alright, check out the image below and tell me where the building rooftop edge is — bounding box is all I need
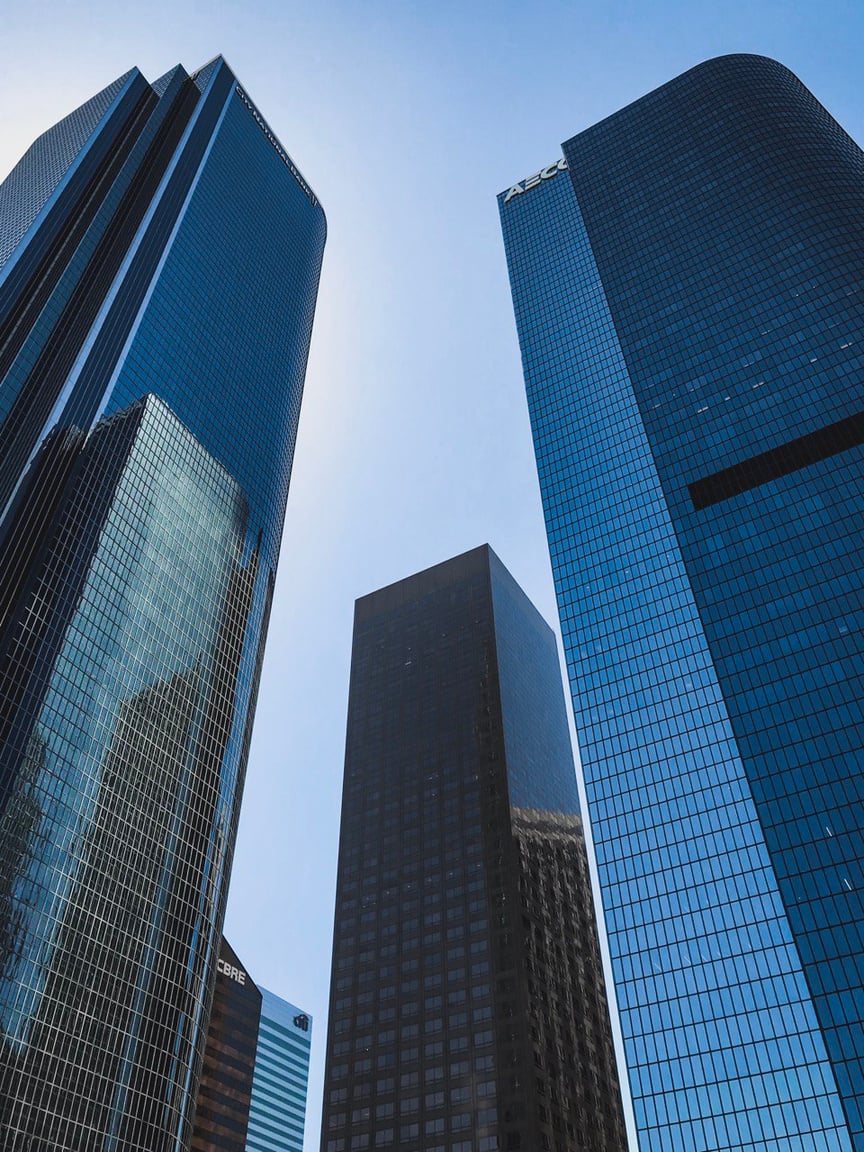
[151,55,326,220]
[354,544,497,612]
[561,52,798,153]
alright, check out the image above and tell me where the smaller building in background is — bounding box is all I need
[191,938,262,1152]
[247,990,313,1152]
[191,938,312,1152]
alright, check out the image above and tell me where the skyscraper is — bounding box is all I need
[321,546,626,1152]
[499,54,864,1151]
[247,989,313,1152]
[190,938,312,1152]
[0,58,325,1150]
[191,939,262,1152]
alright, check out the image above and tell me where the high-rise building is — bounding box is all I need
[0,58,325,1150]
[191,938,262,1152]
[321,546,626,1152]
[190,938,312,1152]
[247,989,313,1152]
[499,53,864,1152]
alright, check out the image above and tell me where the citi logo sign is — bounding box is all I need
[504,158,569,203]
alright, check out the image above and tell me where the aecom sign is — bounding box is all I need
[504,158,569,204]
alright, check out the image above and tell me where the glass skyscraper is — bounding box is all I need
[247,989,313,1152]
[322,546,626,1152]
[0,58,325,1149]
[499,54,864,1151]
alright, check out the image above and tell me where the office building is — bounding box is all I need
[321,546,626,1152]
[499,54,864,1151]
[0,59,325,1150]
[191,939,262,1152]
[247,989,313,1152]
[190,939,312,1152]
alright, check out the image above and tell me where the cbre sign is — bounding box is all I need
[504,158,569,204]
[217,957,247,986]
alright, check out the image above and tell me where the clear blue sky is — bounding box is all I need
[2,2,863,1148]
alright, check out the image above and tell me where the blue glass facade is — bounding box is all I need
[247,989,312,1152]
[0,59,325,1149]
[500,54,863,1152]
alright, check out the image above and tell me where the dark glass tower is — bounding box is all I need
[0,59,325,1150]
[321,546,626,1152]
[499,54,864,1151]
[191,938,262,1152]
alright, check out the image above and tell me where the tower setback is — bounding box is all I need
[0,57,325,1150]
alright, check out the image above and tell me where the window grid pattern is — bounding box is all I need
[499,159,852,1150]
[246,989,312,1152]
[0,57,325,1149]
[490,550,627,1150]
[565,55,864,1148]
[321,547,626,1152]
[0,69,136,273]
[0,397,254,1149]
[105,84,326,576]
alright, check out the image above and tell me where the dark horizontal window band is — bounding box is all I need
[689,410,864,510]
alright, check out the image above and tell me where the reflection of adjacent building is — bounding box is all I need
[0,55,325,1149]
[321,546,626,1152]
[510,807,620,1140]
[190,936,313,1152]
[0,397,254,1146]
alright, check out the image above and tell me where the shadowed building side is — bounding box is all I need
[320,545,626,1152]
[191,938,262,1152]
